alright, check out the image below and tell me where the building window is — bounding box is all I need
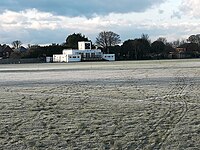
[85,43,91,49]
[73,56,76,58]
[91,53,95,57]
[86,53,90,58]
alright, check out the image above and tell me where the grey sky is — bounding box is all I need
[0,0,199,45]
[0,0,165,16]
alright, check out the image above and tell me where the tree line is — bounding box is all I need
[8,32,200,60]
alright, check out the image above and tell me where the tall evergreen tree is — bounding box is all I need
[65,33,89,49]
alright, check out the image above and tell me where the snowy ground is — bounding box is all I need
[0,59,200,149]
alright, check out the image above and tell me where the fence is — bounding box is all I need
[0,58,46,64]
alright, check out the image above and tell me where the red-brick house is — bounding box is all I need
[168,43,200,59]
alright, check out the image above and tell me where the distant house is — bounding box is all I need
[53,41,115,63]
[168,44,199,59]
[176,48,186,52]
[0,44,14,58]
[15,46,28,53]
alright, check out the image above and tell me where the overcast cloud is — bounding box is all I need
[180,0,200,18]
[0,0,200,45]
[0,0,165,16]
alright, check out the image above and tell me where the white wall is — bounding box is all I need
[102,54,115,61]
[78,41,91,50]
[63,49,102,56]
[53,54,67,62]
[63,49,73,55]
[68,55,81,62]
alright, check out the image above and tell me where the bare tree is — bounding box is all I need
[96,31,121,53]
[171,39,181,48]
[141,33,151,44]
[12,40,22,49]
[171,39,186,48]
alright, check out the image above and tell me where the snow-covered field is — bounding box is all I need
[0,59,200,149]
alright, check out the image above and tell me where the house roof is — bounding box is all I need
[20,46,28,52]
[15,46,27,52]
[0,45,13,53]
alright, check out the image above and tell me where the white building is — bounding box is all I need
[53,41,115,63]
